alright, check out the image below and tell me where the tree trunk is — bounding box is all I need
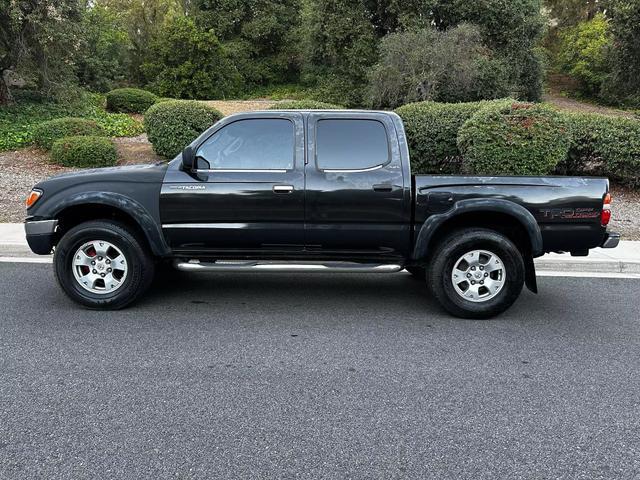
[0,71,13,105]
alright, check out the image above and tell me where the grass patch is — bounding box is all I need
[0,90,143,152]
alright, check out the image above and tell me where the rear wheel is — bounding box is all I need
[427,228,525,319]
[54,220,155,309]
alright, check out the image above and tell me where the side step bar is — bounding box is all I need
[174,260,403,274]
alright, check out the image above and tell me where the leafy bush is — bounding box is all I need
[142,17,242,100]
[50,136,118,168]
[33,118,106,150]
[268,100,344,110]
[557,14,611,96]
[395,99,512,174]
[106,88,158,113]
[368,25,511,108]
[457,102,570,175]
[558,112,640,186]
[0,91,143,151]
[144,100,224,158]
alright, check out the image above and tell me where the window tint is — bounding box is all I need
[316,119,389,170]
[196,119,294,170]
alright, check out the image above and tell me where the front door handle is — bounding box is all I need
[372,184,396,192]
[273,185,294,194]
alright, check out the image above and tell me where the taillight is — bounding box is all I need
[601,193,611,226]
[25,189,42,208]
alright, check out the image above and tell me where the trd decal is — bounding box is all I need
[539,207,599,220]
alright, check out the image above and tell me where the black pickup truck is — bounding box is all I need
[24,110,619,318]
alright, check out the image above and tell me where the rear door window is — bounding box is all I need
[315,119,389,171]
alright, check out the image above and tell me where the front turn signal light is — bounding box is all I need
[26,189,42,208]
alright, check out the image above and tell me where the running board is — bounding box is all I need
[173,260,403,274]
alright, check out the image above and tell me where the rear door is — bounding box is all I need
[304,112,410,258]
[160,112,305,253]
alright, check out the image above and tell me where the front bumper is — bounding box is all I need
[24,219,58,254]
[601,231,620,249]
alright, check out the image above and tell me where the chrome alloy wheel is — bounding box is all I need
[71,240,128,294]
[451,249,505,303]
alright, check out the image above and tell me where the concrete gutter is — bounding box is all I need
[1,223,639,275]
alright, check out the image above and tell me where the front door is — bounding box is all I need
[160,112,305,254]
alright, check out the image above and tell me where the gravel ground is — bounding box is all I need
[1,265,640,479]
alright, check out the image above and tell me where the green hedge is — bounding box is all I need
[559,112,640,186]
[144,100,224,158]
[106,88,158,113]
[33,117,106,150]
[50,136,118,168]
[268,100,344,110]
[457,102,570,175]
[395,100,511,174]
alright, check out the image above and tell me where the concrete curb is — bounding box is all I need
[1,223,639,274]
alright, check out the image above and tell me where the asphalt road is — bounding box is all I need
[1,263,639,479]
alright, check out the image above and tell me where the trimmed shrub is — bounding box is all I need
[106,88,158,113]
[144,100,223,158]
[395,99,512,174]
[33,117,106,150]
[457,102,570,175]
[50,136,118,168]
[559,112,640,186]
[268,100,344,110]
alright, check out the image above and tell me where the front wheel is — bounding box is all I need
[54,220,155,309]
[427,228,525,319]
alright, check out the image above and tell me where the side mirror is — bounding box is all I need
[181,145,195,171]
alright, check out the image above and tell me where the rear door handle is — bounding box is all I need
[273,185,294,194]
[372,184,396,192]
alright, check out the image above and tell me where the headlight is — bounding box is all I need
[26,189,42,208]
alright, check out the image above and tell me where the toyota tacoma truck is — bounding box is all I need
[24,110,620,318]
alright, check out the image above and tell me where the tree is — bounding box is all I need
[557,13,611,95]
[76,4,131,92]
[299,0,378,106]
[368,24,510,107]
[142,16,242,99]
[0,0,81,104]
[196,0,301,87]
[99,0,186,85]
[604,0,640,106]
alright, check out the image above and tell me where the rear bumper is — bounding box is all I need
[600,231,620,249]
[24,219,57,255]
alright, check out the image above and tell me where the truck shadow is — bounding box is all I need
[139,269,541,322]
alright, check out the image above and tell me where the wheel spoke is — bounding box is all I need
[463,284,480,300]
[93,241,109,258]
[73,250,94,267]
[484,259,503,273]
[110,254,127,270]
[452,267,468,281]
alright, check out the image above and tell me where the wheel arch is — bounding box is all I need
[413,199,542,293]
[52,192,170,257]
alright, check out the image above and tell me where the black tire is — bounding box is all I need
[54,220,155,309]
[405,266,426,280]
[427,228,525,319]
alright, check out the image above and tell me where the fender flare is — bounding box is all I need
[52,191,171,256]
[412,198,544,261]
